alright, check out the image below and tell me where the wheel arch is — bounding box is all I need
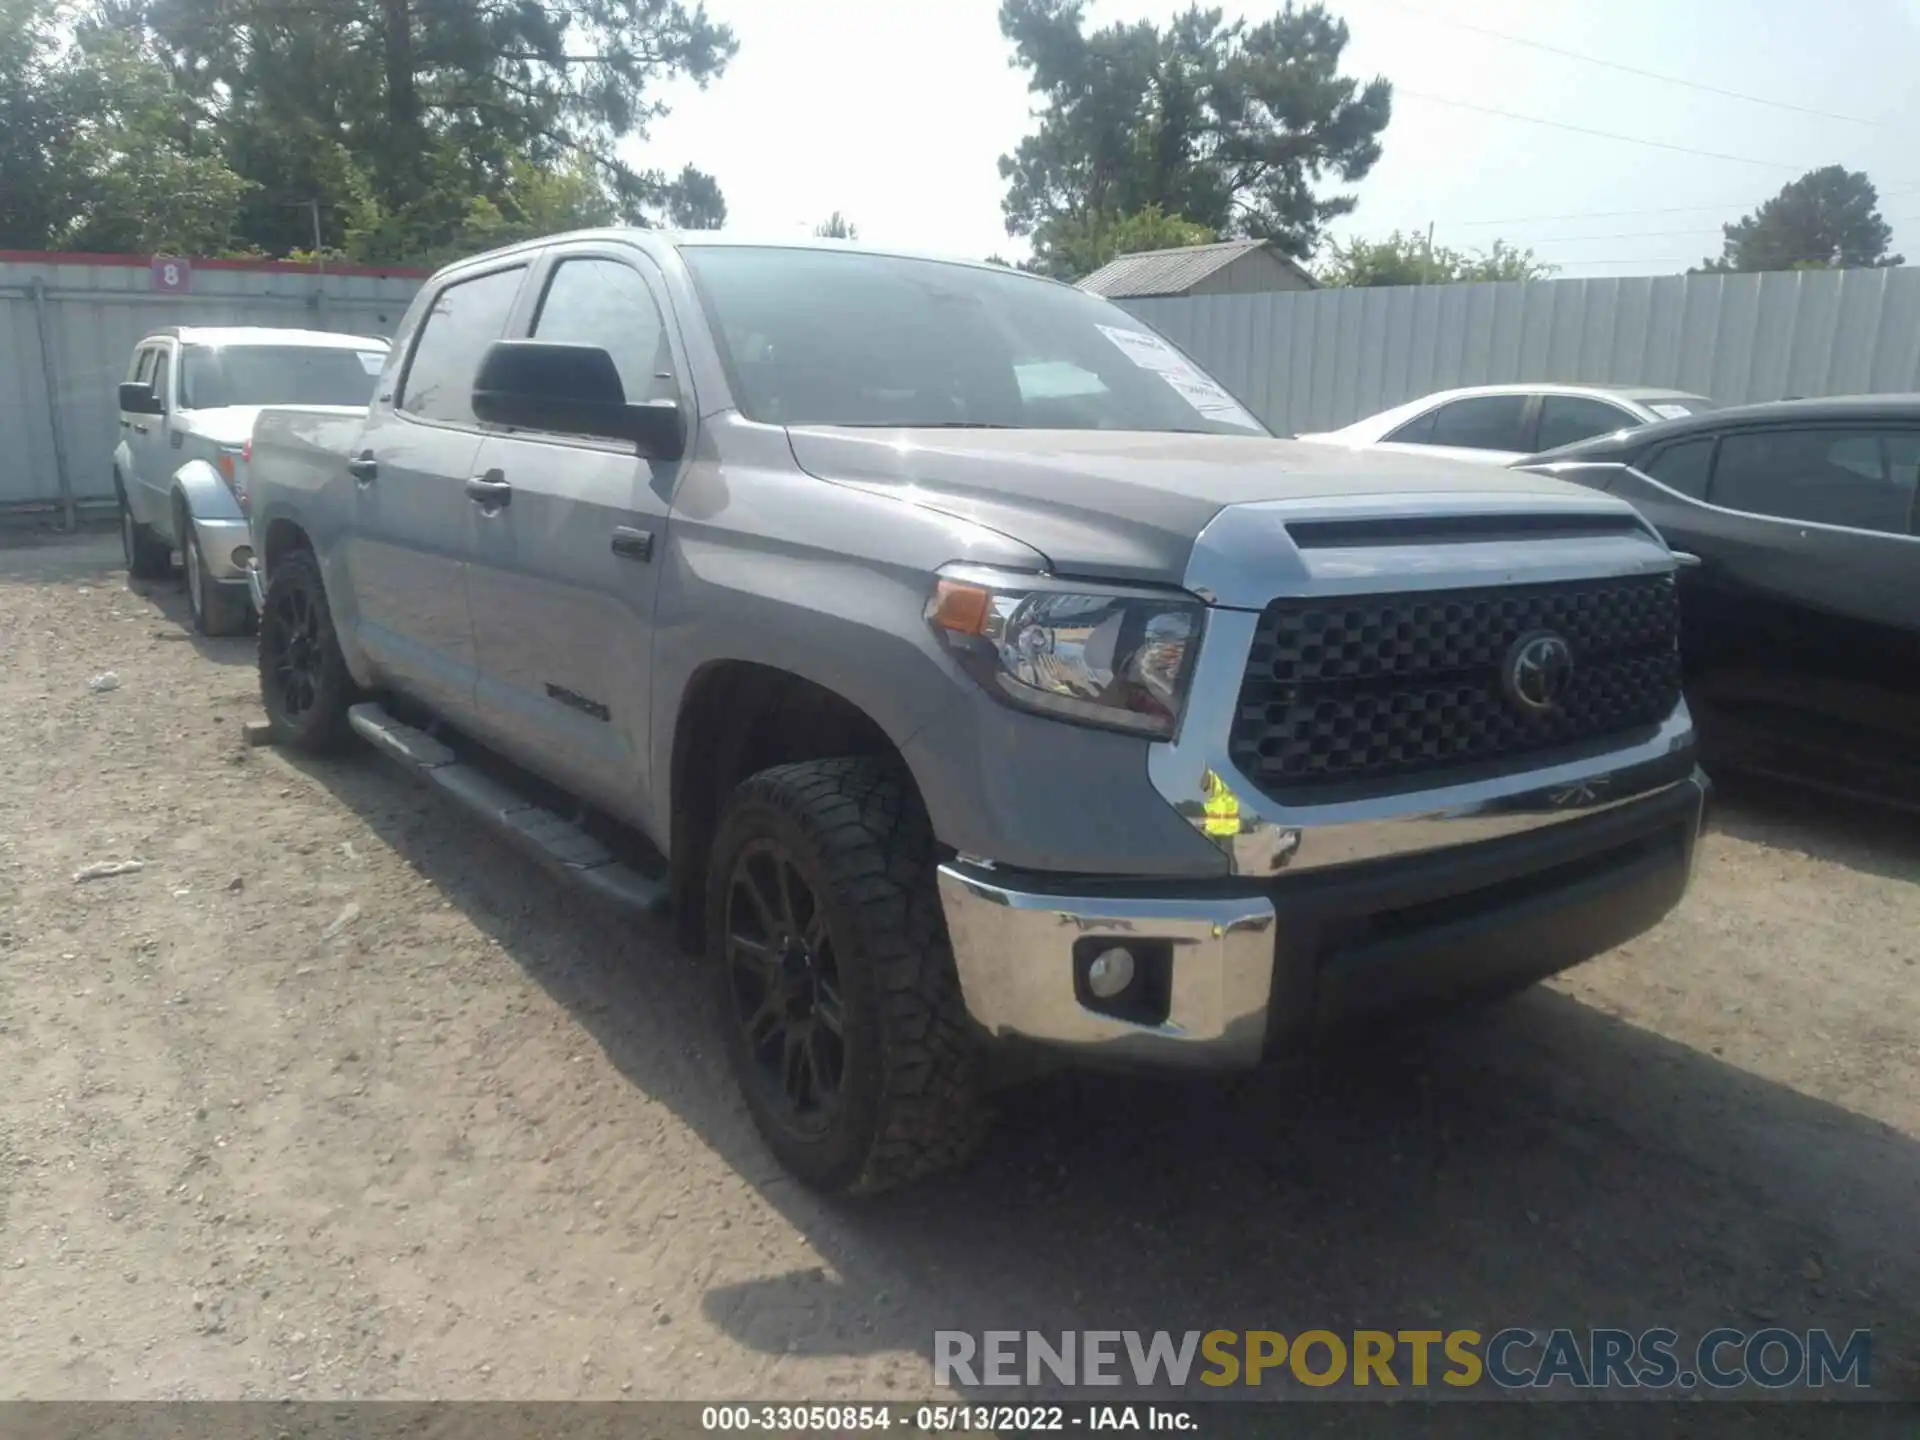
[667,660,928,955]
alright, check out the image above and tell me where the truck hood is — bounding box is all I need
[179,406,270,448]
[784,426,1624,587]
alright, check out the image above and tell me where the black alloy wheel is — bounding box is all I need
[264,582,324,723]
[724,837,847,1133]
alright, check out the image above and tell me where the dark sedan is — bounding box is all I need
[1515,394,1920,805]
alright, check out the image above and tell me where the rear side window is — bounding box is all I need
[532,258,675,407]
[1643,437,1714,499]
[400,267,526,424]
[1425,395,1531,451]
[1713,427,1918,534]
[1537,395,1638,451]
[1385,407,1438,444]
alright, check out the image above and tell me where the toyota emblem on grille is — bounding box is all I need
[1503,630,1574,714]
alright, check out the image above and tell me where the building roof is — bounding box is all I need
[1077,238,1313,297]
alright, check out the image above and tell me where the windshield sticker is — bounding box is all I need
[1648,403,1693,420]
[357,351,386,375]
[1096,324,1261,430]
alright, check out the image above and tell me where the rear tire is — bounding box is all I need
[184,522,250,637]
[118,482,172,581]
[708,756,988,1195]
[257,548,358,753]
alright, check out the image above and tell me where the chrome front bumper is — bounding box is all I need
[935,868,1278,1068]
[938,770,1706,1069]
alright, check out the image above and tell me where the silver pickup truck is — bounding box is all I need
[245,232,1707,1194]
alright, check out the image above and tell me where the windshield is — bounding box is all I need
[180,344,386,409]
[680,246,1267,436]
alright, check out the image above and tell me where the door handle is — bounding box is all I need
[611,526,654,562]
[466,469,511,510]
[347,453,378,485]
[132,423,149,434]
[119,419,131,429]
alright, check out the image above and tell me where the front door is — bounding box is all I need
[463,249,688,820]
[130,344,176,534]
[339,263,528,723]
[116,346,158,521]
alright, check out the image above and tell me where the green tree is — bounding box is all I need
[114,0,737,260]
[814,211,858,240]
[0,0,75,247]
[57,23,254,254]
[1029,203,1213,281]
[665,164,727,229]
[1697,166,1902,273]
[997,0,1391,261]
[1316,229,1553,286]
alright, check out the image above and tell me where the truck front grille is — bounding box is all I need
[1229,573,1681,800]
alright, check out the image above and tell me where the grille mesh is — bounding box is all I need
[1230,574,1681,798]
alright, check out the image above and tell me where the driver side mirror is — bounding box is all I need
[119,381,163,416]
[471,340,685,460]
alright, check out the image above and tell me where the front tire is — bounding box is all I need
[708,757,988,1195]
[257,548,358,753]
[118,483,172,581]
[184,523,250,637]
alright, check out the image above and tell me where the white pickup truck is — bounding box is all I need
[113,326,389,634]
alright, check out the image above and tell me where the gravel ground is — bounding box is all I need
[1,530,1915,1405]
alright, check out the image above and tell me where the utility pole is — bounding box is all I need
[309,199,325,275]
[1423,220,1436,284]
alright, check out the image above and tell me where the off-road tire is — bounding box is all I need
[118,480,172,581]
[257,548,358,753]
[184,522,250,637]
[708,756,989,1194]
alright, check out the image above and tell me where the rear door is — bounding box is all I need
[463,244,691,816]
[1378,392,1537,463]
[340,262,529,722]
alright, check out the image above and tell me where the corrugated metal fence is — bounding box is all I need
[1120,265,1920,436]
[0,254,425,520]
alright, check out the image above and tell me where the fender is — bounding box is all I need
[169,458,245,528]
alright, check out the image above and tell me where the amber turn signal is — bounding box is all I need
[928,579,992,636]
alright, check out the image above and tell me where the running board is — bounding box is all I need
[347,703,671,916]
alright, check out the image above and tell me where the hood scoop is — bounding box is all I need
[1286,511,1649,549]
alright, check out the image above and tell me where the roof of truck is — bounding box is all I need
[432,227,1065,287]
[140,326,390,349]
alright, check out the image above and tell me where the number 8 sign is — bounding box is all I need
[150,256,192,294]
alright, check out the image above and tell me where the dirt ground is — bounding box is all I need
[1,530,1915,1405]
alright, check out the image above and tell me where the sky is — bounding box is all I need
[637,0,1920,279]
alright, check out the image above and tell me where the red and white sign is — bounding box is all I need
[150,256,192,293]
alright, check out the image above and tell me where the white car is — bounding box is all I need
[1296,384,1717,466]
[114,326,390,635]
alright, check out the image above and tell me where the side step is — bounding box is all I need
[348,703,671,916]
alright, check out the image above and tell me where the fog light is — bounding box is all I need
[231,545,253,569]
[1085,946,1135,999]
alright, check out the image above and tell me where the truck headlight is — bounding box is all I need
[925,564,1204,738]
